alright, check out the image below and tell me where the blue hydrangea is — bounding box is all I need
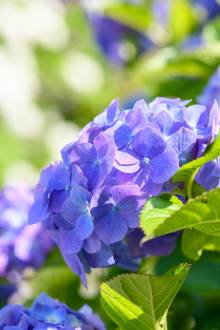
[29,97,219,285]
[0,292,105,330]
[0,186,53,276]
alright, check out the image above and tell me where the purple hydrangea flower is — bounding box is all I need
[0,292,105,330]
[88,13,155,66]
[29,97,218,285]
[0,186,53,276]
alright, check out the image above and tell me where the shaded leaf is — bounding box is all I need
[101,264,189,330]
[182,228,220,260]
[169,0,198,42]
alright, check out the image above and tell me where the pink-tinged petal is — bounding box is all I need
[150,145,179,183]
[114,150,140,173]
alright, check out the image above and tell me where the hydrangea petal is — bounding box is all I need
[132,126,166,158]
[83,232,101,254]
[150,145,179,183]
[75,214,94,240]
[114,124,132,149]
[94,206,128,244]
[59,229,83,254]
[114,150,139,173]
[62,253,87,287]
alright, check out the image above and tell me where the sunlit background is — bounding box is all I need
[1,1,220,329]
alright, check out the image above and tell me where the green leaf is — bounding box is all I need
[169,0,198,42]
[103,3,152,32]
[182,228,220,260]
[140,188,220,241]
[173,133,220,196]
[101,264,190,330]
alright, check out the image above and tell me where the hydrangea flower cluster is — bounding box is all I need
[0,186,53,276]
[88,13,155,66]
[0,292,105,330]
[29,97,219,285]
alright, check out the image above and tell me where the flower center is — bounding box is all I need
[143,157,150,165]
[95,159,101,165]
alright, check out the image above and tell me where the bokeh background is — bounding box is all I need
[1,0,220,329]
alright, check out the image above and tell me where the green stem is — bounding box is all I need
[187,168,199,200]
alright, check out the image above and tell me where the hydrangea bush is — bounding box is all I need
[29,97,219,285]
[1,2,220,329]
[0,292,105,330]
[0,186,53,276]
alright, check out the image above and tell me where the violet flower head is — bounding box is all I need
[0,292,105,330]
[0,186,53,276]
[29,97,218,285]
[88,13,155,66]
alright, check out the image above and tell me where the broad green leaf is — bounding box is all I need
[173,133,220,196]
[104,3,152,32]
[182,228,220,260]
[169,0,198,42]
[101,264,190,330]
[140,188,220,241]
